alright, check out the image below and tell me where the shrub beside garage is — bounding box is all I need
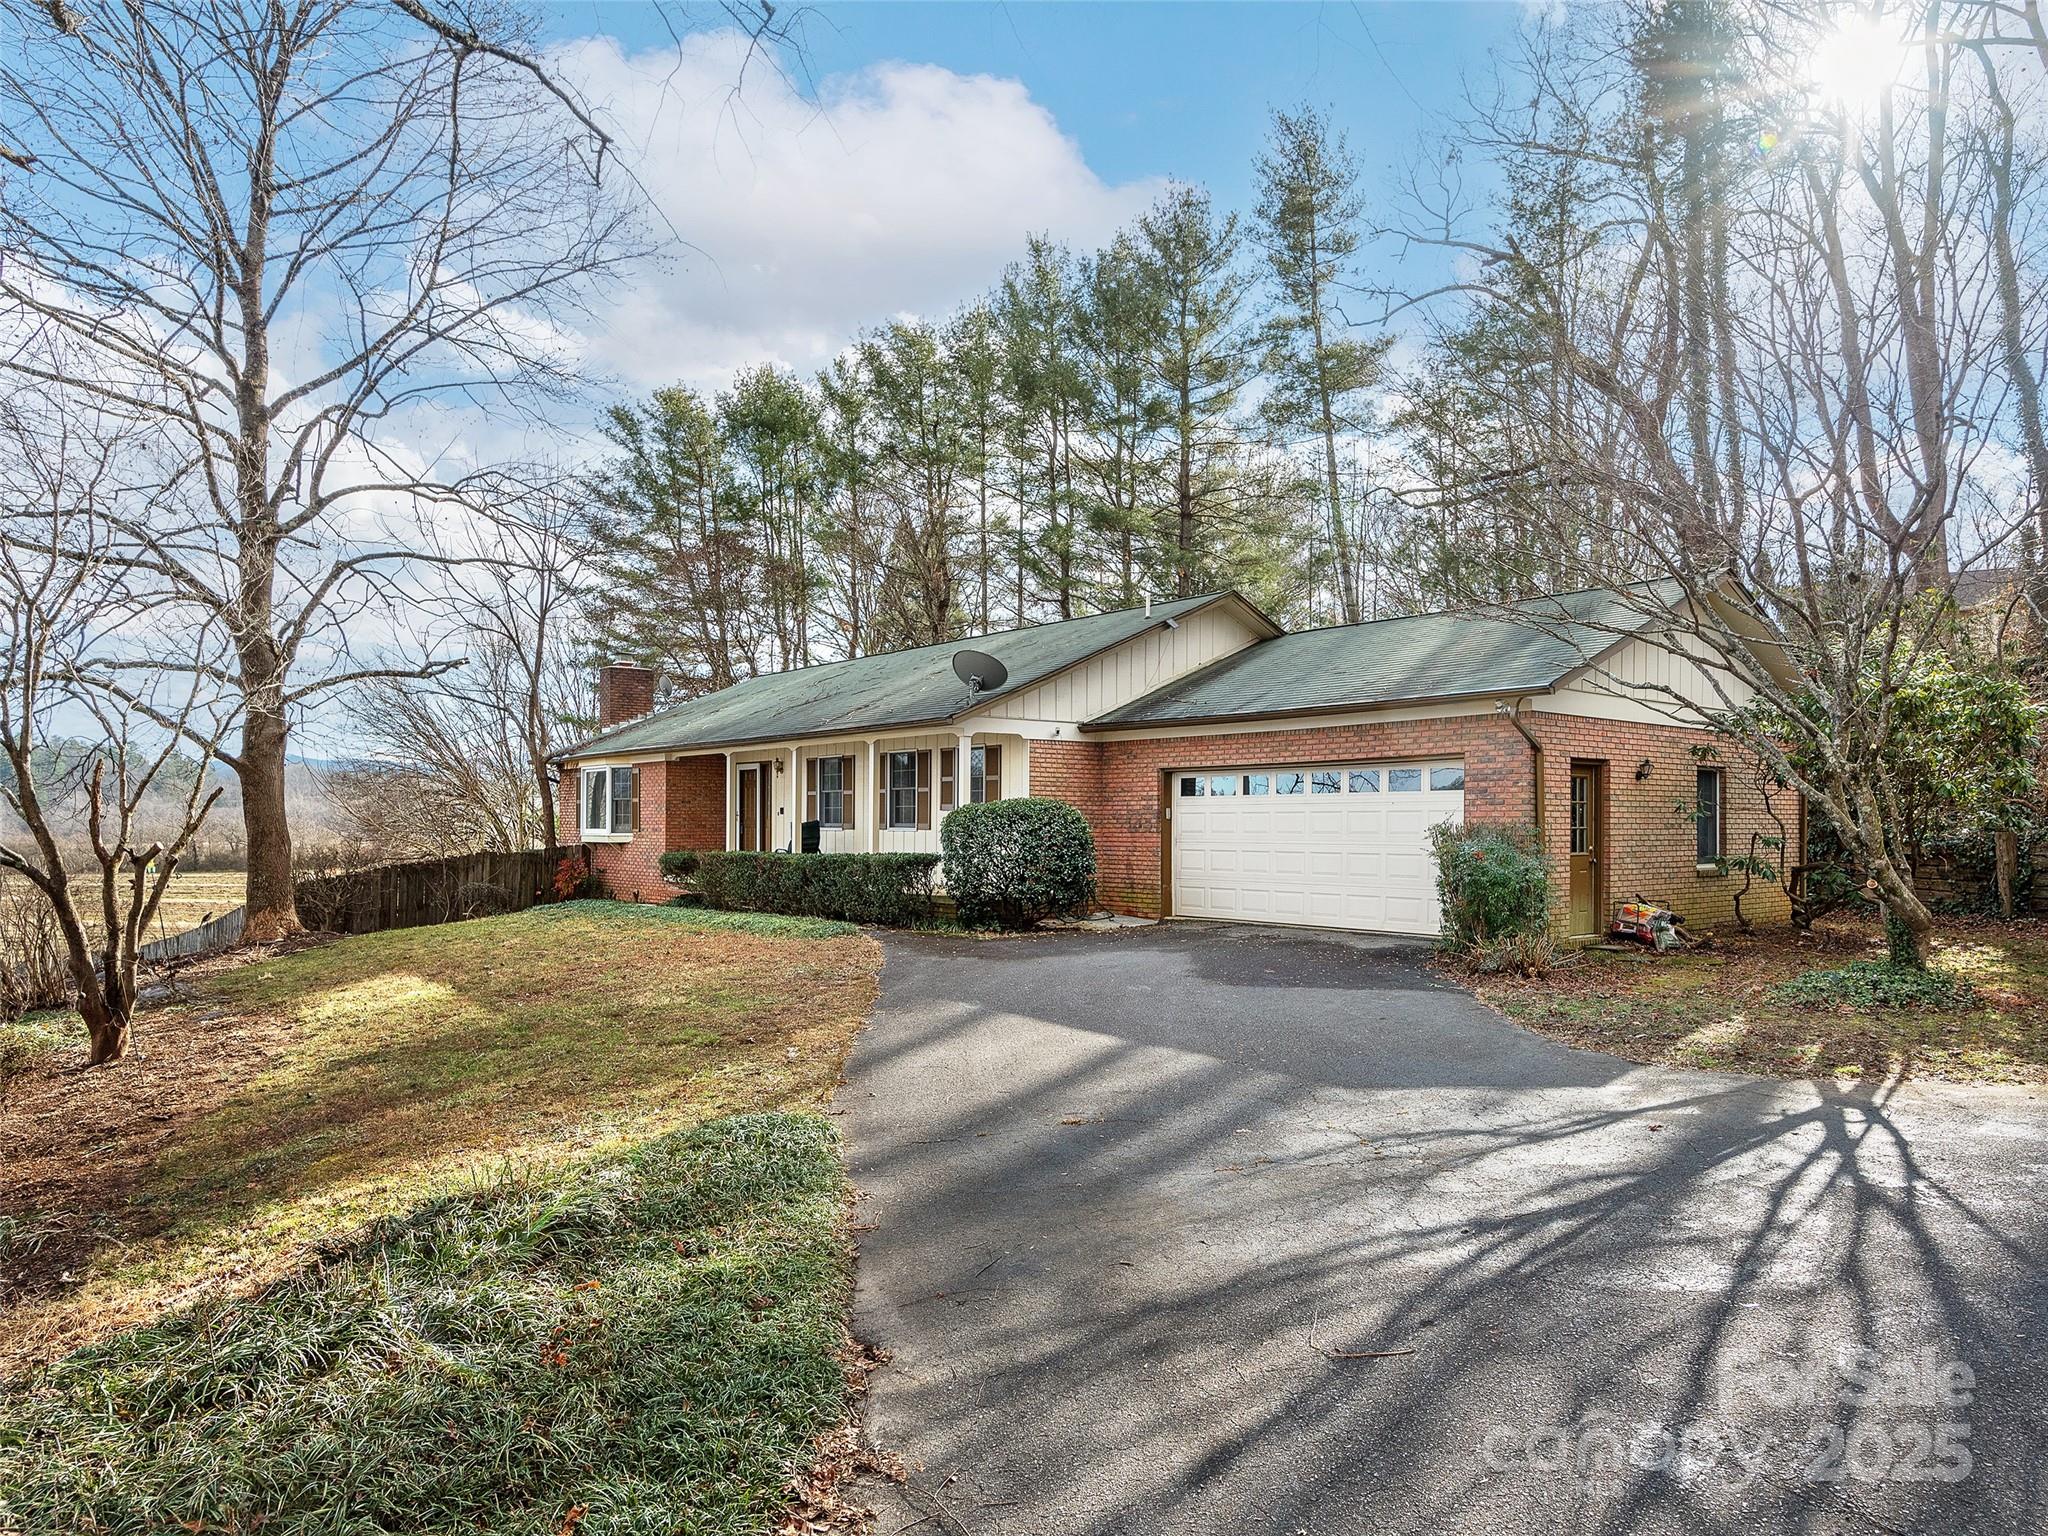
[1428,821,1553,973]
[942,798,1098,930]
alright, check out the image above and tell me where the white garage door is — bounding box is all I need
[1169,760,1465,935]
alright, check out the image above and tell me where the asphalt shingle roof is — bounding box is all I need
[562,592,1243,759]
[1953,566,2020,609]
[1082,586,1666,729]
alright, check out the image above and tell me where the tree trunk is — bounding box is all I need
[1177,381,1195,598]
[537,762,559,863]
[1995,828,2020,920]
[1981,63,2048,562]
[79,987,130,1065]
[1305,235,1360,624]
[1321,411,1356,624]
[1868,853,1934,968]
[240,709,300,942]
[48,880,129,1064]
[978,450,991,631]
[230,78,297,946]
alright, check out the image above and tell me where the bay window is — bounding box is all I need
[579,764,636,838]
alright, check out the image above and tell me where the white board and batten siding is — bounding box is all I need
[975,602,1263,734]
[1171,760,1466,936]
[1539,623,1756,727]
[744,602,1261,856]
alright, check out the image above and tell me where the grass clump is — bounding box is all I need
[1769,960,1978,1012]
[627,900,860,941]
[1465,931,1565,979]
[0,1010,71,1090]
[0,1113,852,1536]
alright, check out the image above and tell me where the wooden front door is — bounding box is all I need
[737,766,764,851]
[1568,766,1600,936]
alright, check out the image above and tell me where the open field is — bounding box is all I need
[0,867,244,947]
[0,901,882,1535]
[1471,916,2048,1084]
[139,869,247,942]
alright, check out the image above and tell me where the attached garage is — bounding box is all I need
[1167,759,1466,935]
[568,582,1798,939]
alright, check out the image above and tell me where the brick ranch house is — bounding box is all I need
[557,588,1801,938]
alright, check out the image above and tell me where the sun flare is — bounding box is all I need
[1806,12,1912,106]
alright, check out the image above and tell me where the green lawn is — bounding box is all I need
[1472,916,2048,1083]
[0,1115,850,1536]
[0,901,881,1535]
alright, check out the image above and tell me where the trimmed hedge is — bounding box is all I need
[659,849,940,927]
[1428,821,1549,951]
[941,797,1097,930]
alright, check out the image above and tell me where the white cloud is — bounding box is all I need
[554,31,1167,396]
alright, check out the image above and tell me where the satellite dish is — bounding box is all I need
[952,648,1009,698]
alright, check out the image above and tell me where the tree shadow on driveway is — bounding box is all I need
[840,924,2048,1535]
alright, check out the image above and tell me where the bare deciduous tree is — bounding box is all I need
[0,392,231,1063]
[346,468,588,858]
[1379,0,2047,964]
[0,0,649,941]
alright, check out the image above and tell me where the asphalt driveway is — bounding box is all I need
[838,923,2048,1535]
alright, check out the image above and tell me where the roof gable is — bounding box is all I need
[561,592,1271,760]
[1084,586,1672,730]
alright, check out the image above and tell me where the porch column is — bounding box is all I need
[788,745,800,850]
[958,730,975,808]
[866,739,879,852]
[723,753,734,850]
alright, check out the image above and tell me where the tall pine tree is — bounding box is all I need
[1136,184,1257,597]
[1254,107,1392,623]
[587,388,759,693]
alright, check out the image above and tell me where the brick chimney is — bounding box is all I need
[597,663,658,728]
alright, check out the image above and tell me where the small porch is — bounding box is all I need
[720,729,1030,856]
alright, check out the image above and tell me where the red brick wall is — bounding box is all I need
[1523,714,1798,933]
[1032,711,1796,934]
[1029,737,1103,820]
[596,664,657,727]
[561,715,1799,933]
[665,754,728,851]
[563,754,727,902]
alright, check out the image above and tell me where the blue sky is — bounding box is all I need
[293,4,1532,755]
[528,2,1530,395]
[546,2,1521,201]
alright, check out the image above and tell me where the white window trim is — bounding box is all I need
[817,755,847,830]
[579,762,632,843]
[886,751,919,830]
[1175,758,1463,801]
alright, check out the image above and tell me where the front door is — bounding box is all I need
[737,765,765,851]
[1568,766,1600,936]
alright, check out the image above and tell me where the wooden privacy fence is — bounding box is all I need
[140,906,246,962]
[296,848,566,936]
[130,849,580,965]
